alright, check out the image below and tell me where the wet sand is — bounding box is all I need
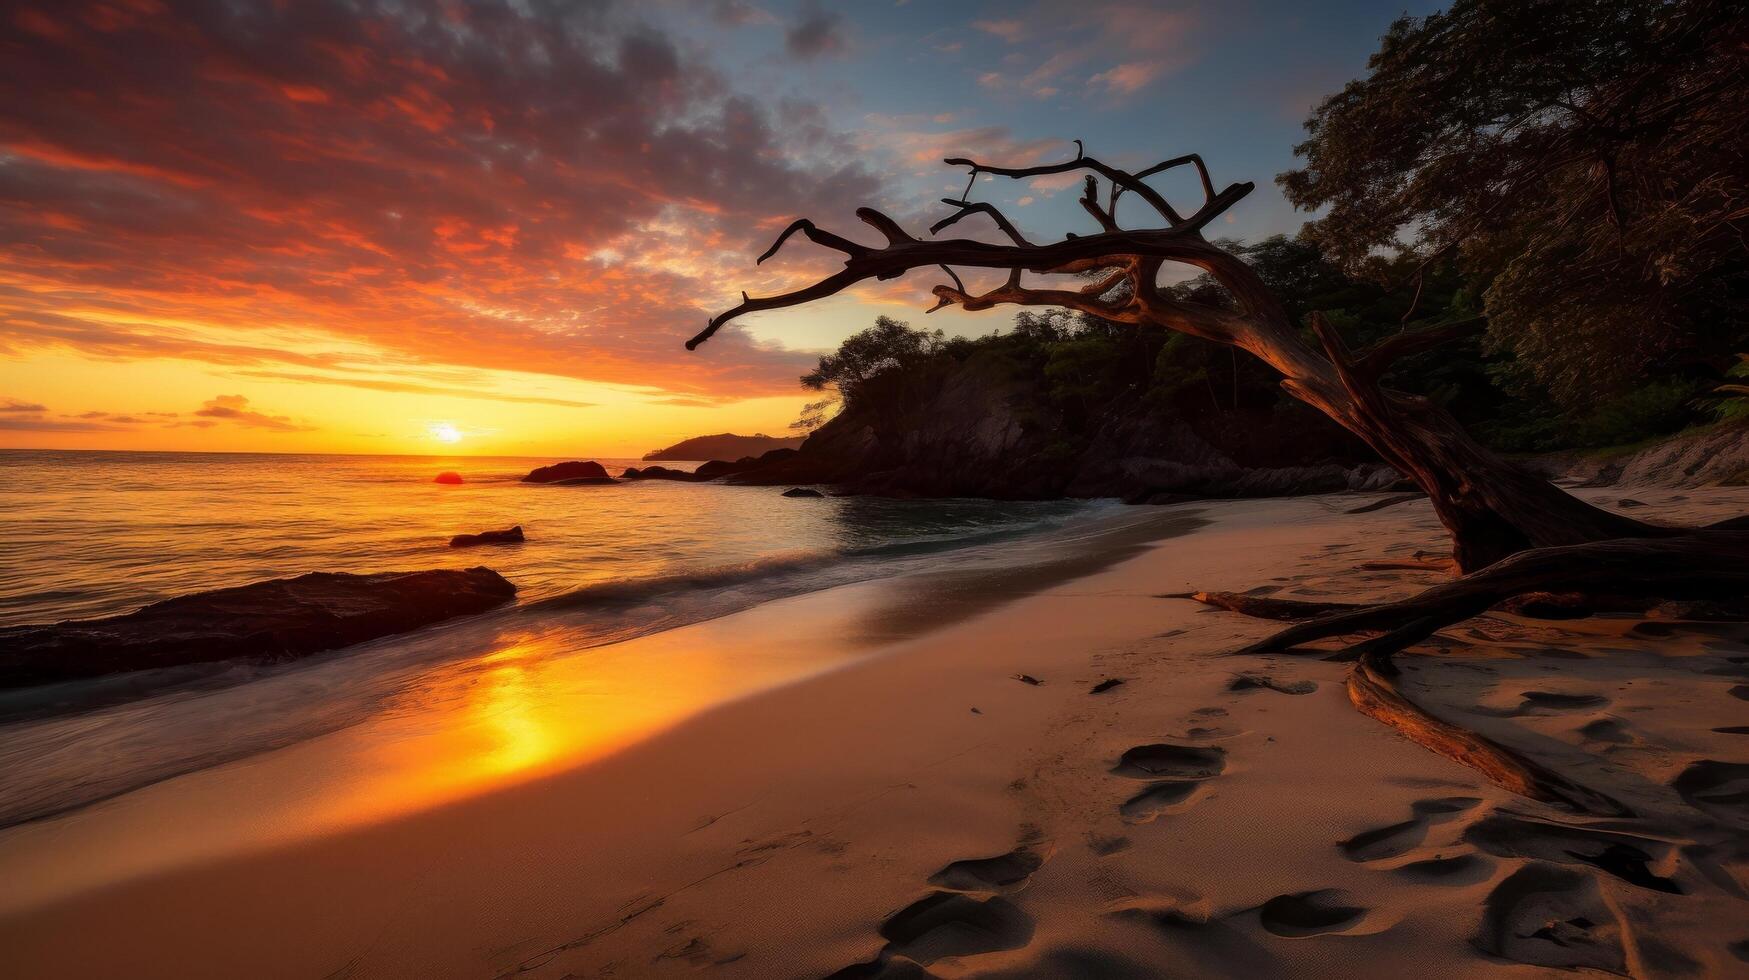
[2,490,1746,977]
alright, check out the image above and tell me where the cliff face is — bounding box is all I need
[730,351,1398,500]
[643,432,804,461]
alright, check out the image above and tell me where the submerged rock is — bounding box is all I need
[449,525,524,548]
[433,471,464,485]
[0,567,518,689]
[521,460,613,484]
[782,487,825,498]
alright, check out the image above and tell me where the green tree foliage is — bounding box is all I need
[1279,0,1748,409]
[801,315,945,401]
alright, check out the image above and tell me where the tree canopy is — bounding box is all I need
[1280,0,1748,407]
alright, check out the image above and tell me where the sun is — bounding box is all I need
[429,423,464,445]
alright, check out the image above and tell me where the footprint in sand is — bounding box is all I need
[1578,718,1635,744]
[1672,760,1749,824]
[928,847,1044,892]
[1111,743,1226,822]
[1111,743,1226,779]
[1256,890,1368,938]
[1476,863,1626,974]
[1338,796,1481,863]
[1391,853,1492,884]
[826,892,1034,977]
[1464,812,1682,893]
[1119,781,1206,823]
[876,892,1034,965]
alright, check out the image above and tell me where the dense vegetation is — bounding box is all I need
[802,233,1742,456]
[801,0,1747,456]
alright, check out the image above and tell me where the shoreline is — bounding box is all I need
[2,489,1746,976]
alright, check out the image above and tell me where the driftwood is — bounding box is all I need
[1346,648,1630,817]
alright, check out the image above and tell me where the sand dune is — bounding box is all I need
[2,489,1747,977]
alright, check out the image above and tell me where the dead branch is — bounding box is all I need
[930,199,1032,245]
[1160,591,1360,620]
[1346,647,1631,816]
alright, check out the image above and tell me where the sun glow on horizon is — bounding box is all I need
[429,423,463,445]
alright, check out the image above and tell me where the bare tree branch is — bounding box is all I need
[930,199,1032,245]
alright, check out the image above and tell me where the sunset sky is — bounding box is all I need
[0,0,1435,457]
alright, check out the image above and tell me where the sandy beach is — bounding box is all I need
[2,488,1747,978]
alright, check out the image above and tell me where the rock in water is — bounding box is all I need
[433,471,464,484]
[0,568,518,689]
[621,465,703,482]
[520,460,613,484]
[782,487,825,498]
[449,525,525,548]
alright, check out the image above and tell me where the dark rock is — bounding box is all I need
[709,349,1391,499]
[521,460,610,484]
[449,525,524,548]
[1012,673,1043,686]
[433,471,464,485]
[1090,678,1125,694]
[0,568,517,689]
[782,487,825,498]
[621,465,704,482]
[695,448,800,481]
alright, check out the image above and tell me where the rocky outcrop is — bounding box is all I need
[1526,421,1749,488]
[433,471,463,484]
[521,460,615,484]
[643,432,804,461]
[696,449,802,481]
[782,487,825,498]
[718,350,1387,501]
[0,568,518,689]
[620,465,705,482]
[449,525,524,547]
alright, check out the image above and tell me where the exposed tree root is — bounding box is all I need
[1346,648,1632,817]
[1159,591,1359,620]
[1244,532,1749,656]
[1191,531,1749,815]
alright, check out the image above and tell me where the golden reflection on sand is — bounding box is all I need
[0,594,856,914]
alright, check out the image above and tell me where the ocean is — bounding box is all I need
[0,449,1184,833]
[0,449,1091,629]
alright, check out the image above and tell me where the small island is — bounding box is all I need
[641,432,803,461]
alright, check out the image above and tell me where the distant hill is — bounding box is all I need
[642,432,804,461]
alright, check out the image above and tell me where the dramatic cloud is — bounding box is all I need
[786,1,848,60]
[1089,62,1163,95]
[230,370,597,409]
[191,395,312,432]
[965,1,1198,100]
[0,0,881,397]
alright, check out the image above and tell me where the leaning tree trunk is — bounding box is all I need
[1185,247,1665,571]
[685,142,1672,571]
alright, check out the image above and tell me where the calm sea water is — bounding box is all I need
[0,449,1142,829]
[0,450,1092,628]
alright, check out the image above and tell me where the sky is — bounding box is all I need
[0,0,1439,457]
